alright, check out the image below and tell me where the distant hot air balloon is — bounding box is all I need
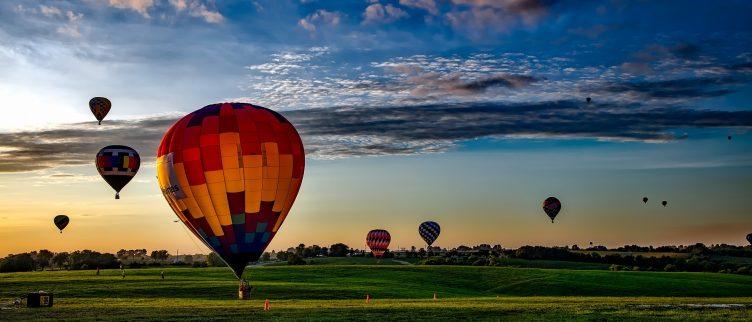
[661,200,668,207]
[96,145,140,199]
[156,103,305,291]
[54,215,69,233]
[747,233,752,245]
[419,221,441,246]
[366,229,391,258]
[586,97,592,104]
[728,135,732,141]
[89,97,111,125]
[542,197,561,223]
[642,197,648,204]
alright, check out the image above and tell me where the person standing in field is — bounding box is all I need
[96,267,100,276]
[161,270,165,280]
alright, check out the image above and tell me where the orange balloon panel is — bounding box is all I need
[157,103,304,278]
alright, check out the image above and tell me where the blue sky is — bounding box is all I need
[0,0,751,255]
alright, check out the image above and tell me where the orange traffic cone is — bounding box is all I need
[366,294,371,304]
[264,299,270,311]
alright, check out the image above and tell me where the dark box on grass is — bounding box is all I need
[27,291,53,308]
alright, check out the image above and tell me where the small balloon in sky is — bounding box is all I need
[661,200,668,207]
[89,97,111,125]
[419,221,441,246]
[54,215,69,233]
[96,145,140,199]
[586,97,592,104]
[642,197,648,204]
[542,197,561,223]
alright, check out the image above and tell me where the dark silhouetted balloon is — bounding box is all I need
[366,229,391,258]
[419,221,441,246]
[586,97,592,104]
[747,233,752,245]
[89,97,111,125]
[642,197,648,204]
[542,197,561,223]
[54,215,69,233]
[728,135,732,141]
[156,103,305,280]
[96,145,140,199]
[661,200,667,207]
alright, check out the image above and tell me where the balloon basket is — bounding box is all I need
[238,280,251,300]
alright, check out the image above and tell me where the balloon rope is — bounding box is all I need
[177,221,205,255]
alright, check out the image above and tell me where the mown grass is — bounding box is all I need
[1,266,751,321]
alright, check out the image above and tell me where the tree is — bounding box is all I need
[52,252,70,270]
[150,250,170,263]
[0,253,36,272]
[116,249,128,262]
[36,250,54,271]
[261,252,271,261]
[329,243,350,257]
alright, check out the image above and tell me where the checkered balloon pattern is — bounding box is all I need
[366,229,391,258]
[96,145,140,199]
[419,221,441,246]
[89,97,111,125]
[156,103,305,278]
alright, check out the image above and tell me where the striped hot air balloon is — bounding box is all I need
[419,221,440,246]
[366,229,391,258]
[156,103,304,281]
[96,145,140,199]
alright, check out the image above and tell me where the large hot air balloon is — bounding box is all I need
[642,197,648,204]
[542,197,561,223]
[747,233,752,245]
[96,145,140,199]
[156,103,304,288]
[89,97,111,125]
[54,215,69,233]
[661,200,668,207]
[366,229,391,258]
[419,221,441,246]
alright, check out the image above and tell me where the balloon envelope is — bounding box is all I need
[419,221,441,246]
[642,197,648,204]
[156,103,304,279]
[542,197,561,222]
[662,200,667,207]
[89,97,111,125]
[586,97,592,103]
[96,145,140,199]
[366,229,391,258]
[747,233,752,245]
[54,215,69,232]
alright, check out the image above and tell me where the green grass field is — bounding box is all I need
[2,261,752,321]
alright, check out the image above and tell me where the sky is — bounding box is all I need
[0,0,751,257]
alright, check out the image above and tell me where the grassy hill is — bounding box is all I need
[1,265,752,320]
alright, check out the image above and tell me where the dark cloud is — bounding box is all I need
[455,75,539,92]
[0,100,749,172]
[601,77,739,99]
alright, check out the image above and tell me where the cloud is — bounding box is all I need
[108,0,155,18]
[169,0,224,24]
[399,0,439,15]
[56,10,84,38]
[445,0,557,38]
[363,3,409,24]
[0,101,749,172]
[600,77,740,99]
[298,9,342,33]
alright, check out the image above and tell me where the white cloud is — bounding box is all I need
[399,0,438,15]
[298,9,342,33]
[169,0,224,24]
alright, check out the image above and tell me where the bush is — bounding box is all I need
[664,264,677,272]
[610,264,622,271]
[192,261,208,268]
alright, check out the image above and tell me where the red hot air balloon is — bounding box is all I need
[96,145,140,199]
[89,97,111,125]
[156,103,304,290]
[542,197,561,223]
[54,215,69,233]
[366,229,391,258]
